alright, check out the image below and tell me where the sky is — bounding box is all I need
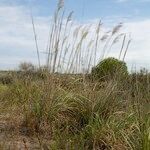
[0,0,150,70]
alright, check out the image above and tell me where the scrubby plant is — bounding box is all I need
[91,57,128,81]
[19,62,35,73]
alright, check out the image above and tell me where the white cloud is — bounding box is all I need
[0,5,50,69]
[123,20,150,69]
[105,19,150,70]
[0,3,150,71]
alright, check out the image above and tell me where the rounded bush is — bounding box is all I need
[19,62,35,73]
[91,57,128,80]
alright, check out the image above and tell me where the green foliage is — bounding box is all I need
[1,73,150,149]
[91,57,128,80]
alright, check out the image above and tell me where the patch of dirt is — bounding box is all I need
[0,114,43,150]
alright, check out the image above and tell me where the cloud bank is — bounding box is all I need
[0,3,150,70]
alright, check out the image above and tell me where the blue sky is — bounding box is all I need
[2,0,150,20]
[0,0,150,70]
[2,0,150,21]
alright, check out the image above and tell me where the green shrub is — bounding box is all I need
[91,57,128,80]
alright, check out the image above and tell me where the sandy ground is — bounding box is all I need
[0,114,42,150]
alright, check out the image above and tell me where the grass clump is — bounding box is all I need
[91,57,128,81]
[0,73,13,84]
[1,72,150,149]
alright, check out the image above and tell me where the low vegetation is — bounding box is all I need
[91,57,128,81]
[0,61,150,150]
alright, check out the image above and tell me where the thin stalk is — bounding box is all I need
[94,20,101,66]
[119,34,126,59]
[123,38,131,61]
[52,10,65,73]
[57,11,74,70]
[30,11,41,68]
